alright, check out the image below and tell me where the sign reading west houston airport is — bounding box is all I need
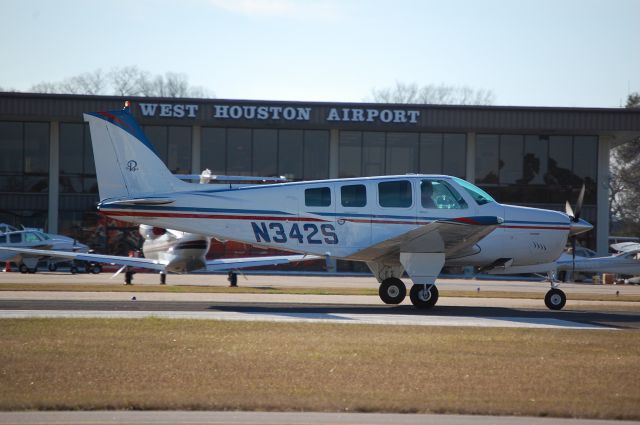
[138,103,421,124]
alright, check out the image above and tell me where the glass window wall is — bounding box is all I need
[201,128,329,181]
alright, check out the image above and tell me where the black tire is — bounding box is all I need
[48,263,57,272]
[90,264,102,274]
[125,271,133,285]
[228,272,238,287]
[409,284,439,309]
[160,273,166,285]
[19,264,28,274]
[378,278,406,304]
[545,288,566,310]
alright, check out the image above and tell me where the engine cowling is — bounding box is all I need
[139,225,166,240]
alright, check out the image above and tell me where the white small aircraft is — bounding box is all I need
[0,223,320,284]
[557,243,640,276]
[0,226,90,273]
[77,103,592,310]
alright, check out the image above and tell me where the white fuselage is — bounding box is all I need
[101,175,571,269]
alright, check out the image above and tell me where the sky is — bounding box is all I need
[0,0,638,107]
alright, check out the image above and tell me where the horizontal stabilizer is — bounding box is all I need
[206,254,321,272]
[0,247,167,271]
[101,197,175,206]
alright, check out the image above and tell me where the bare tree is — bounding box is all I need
[29,82,60,93]
[109,66,147,96]
[370,81,495,105]
[28,67,214,98]
[610,92,640,236]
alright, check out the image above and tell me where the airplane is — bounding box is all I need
[78,103,592,310]
[0,226,90,273]
[557,243,640,278]
[0,223,319,284]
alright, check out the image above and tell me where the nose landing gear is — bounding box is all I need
[545,288,567,310]
[544,271,567,310]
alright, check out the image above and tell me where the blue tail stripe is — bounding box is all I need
[87,107,160,157]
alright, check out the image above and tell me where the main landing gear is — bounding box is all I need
[379,278,406,304]
[409,284,439,309]
[377,277,439,309]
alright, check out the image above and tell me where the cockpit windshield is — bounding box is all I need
[452,177,496,205]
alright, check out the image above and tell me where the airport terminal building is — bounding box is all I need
[1,92,640,258]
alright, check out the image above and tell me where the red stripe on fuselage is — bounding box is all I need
[502,225,570,231]
[102,211,569,230]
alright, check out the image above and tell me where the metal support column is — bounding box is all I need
[465,132,476,182]
[191,125,201,174]
[596,136,611,256]
[47,121,59,233]
[329,128,339,179]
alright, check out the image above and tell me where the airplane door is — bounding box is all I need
[335,181,371,250]
[370,178,417,246]
[298,183,337,255]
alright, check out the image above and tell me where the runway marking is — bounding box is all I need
[0,309,612,330]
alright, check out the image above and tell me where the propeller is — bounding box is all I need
[565,184,586,279]
[111,265,127,279]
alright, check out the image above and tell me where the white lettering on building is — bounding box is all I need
[326,108,420,124]
[138,103,199,118]
[212,105,312,121]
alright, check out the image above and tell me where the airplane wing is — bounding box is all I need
[0,247,167,271]
[205,254,322,271]
[611,242,640,254]
[349,216,503,262]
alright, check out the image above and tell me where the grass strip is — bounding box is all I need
[0,318,639,419]
[1,282,639,302]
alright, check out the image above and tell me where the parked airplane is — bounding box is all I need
[560,243,640,278]
[0,223,320,284]
[0,227,90,273]
[79,103,592,310]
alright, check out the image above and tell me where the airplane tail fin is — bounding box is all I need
[83,104,191,201]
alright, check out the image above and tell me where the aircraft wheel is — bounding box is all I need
[19,264,28,274]
[409,284,439,309]
[48,263,57,272]
[125,271,133,285]
[545,288,566,310]
[90,264,102,274]
[160,273,166,285]
[228,271,238,287]
[379,278,406,304]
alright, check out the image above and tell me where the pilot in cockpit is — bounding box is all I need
[421,181,436,208]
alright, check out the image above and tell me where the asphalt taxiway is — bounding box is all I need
[0,272,638,330]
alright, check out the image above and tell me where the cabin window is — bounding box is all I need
[24,232,41,242]
[0,235,6,243]
[305,187,331,207]
[341,184,366,207]
[378,180,412,208]
[421,180,468,209]
[9,233,21,243]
